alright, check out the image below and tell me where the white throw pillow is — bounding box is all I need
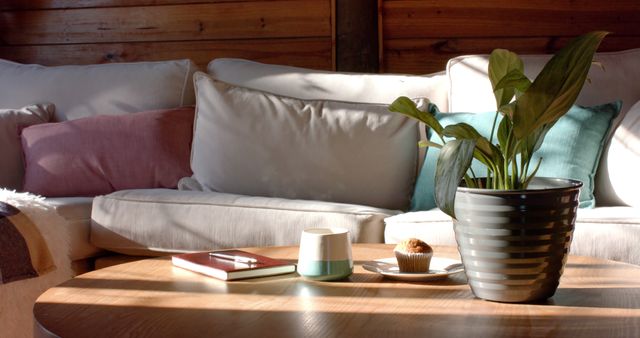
[605,100,640,207]
[0,59,197,121]
[0,104,54,190]
[190,72,419,210]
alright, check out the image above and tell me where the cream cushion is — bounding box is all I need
[0,59,197,121]
[605,100,640,207]
[447,48,640,116]
[190,72,419,210]
[446,48,640,206]
[208,58,449,173]
[91,189,398,255]
[0,104,54,190]
[384,207,640,265]
[46,197,103,261]
[208,58,449,110]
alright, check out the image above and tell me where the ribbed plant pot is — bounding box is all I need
[453,177,582,303]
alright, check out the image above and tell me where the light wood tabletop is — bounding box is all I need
[34,244,640,338]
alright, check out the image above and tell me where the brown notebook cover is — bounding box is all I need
[172,250,296,281]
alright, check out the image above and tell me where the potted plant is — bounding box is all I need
[389,31,607,303]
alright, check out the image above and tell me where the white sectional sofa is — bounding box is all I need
[2,49,640,269]
[2,49,640,338]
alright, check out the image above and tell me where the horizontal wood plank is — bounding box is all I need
[0,38,334,70]
[383,0,640,11]
[0,1,331,45]
[0,0,310,10]
[382,36,640,74]
[382,1,640,39]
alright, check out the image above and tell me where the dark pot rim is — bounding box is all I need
[457,177,583,195]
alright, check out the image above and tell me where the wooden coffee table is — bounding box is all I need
[35,244,640,337]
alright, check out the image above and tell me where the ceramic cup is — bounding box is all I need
[297,228,353,281]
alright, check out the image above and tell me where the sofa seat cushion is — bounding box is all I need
[91,189,399,256]
[45,197,103,261]
[384,207,640,265]
[0,58,197,121]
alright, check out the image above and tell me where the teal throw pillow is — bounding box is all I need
[411,101,622,210]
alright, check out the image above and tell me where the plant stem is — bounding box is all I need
[488,111,500,188]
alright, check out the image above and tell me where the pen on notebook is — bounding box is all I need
[209,252,258,264]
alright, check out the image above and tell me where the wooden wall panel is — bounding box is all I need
[381,0,640,74]
[0,0,303,10]
[0,2,330,45]
[0,0,335,70]
[0,38,333,71]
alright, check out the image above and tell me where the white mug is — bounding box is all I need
[297,228,353,281]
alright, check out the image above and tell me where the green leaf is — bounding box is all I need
[512,31,608,139]
[494,68,531,95]
[489,49,525,109]
[389,97,443,136]
[442,122,502,167]
[435,139,476,219]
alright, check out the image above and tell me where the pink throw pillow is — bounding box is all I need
[21,107,194,197]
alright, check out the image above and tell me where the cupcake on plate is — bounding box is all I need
[394,238,433,273]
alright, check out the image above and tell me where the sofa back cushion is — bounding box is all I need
[0,59,197,121]
[0,104,54,190]
[605,100,640,207]
[208,58,449,110]
[189,72,419,210]
[446,48,640,206]
[447,48,640,116]
[21,107,195,197]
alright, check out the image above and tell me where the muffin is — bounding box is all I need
[394,238,433,273]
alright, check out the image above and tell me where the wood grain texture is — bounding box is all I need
[382,0,640,39]
[34,244,640,338]
[0,0,335,70]
[380,0,640,74]
[0,0,311,10]
[335,0,378,72]
[0,38,333,70]
[0,1,330,45]
[383,36,640,74]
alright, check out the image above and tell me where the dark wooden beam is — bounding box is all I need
[335,0,379,72]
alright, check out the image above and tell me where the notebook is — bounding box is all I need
[172,249,296,281]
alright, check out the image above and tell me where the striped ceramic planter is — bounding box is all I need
[453,177,582,303]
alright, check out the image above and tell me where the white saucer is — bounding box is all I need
[362,257,464,281]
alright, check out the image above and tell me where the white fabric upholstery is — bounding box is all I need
[604,100,640,207]
[207,58,448,176]
[91,189,399,256]
[208,58,449,110]
[46,197,103,261]
[190,72,419,210]
[0,59,197,121]
[447,48,640,116]
[0,104,54,190]
[384,207,640,265]
[446,48,640,206]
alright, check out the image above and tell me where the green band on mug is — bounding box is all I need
[298,260,353,281]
